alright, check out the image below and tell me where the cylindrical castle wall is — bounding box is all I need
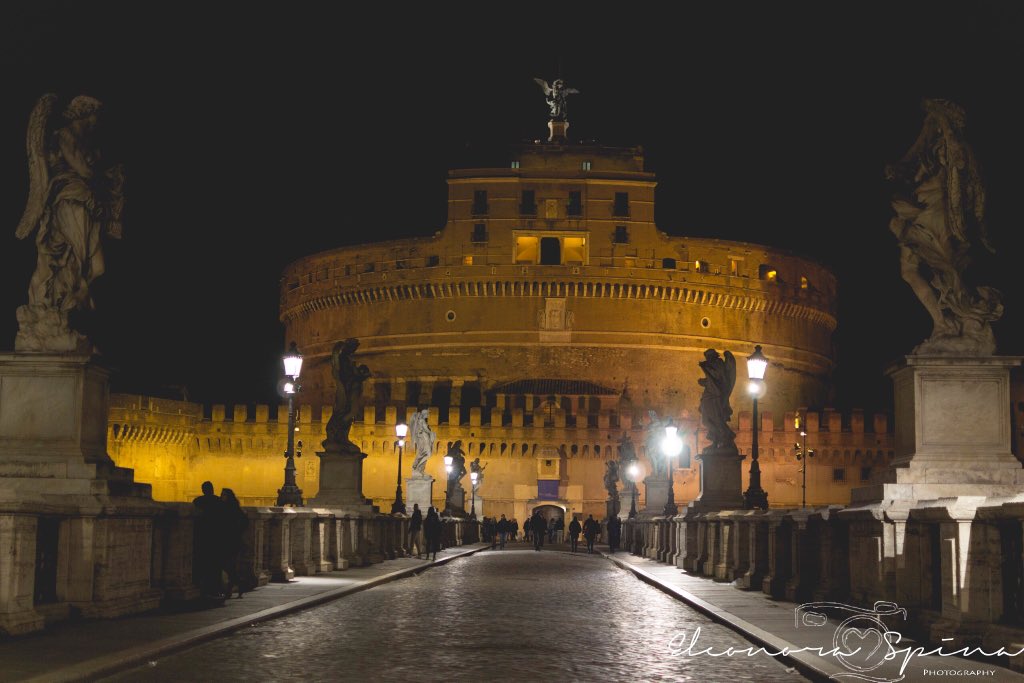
[281,237,836,418]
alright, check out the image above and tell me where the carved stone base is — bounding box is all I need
[644,477,669,514]
[853,355,1024,504]
[548,120,569,143]
[310,445,373,512]
[14,305,92,354]
[406,474,435,515]
[690,446,747,512]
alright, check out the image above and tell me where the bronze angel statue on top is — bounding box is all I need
[14,94,125,353]
[533,78,579,122]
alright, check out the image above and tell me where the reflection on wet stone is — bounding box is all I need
[105,552,806,682]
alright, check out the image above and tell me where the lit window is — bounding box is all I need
[758,264,777,281]
[463,256,473,265]
[582,161,592,171]
[694,260,709,274]
[730,260,739,277]
[801,276,809,290]
[511,161,520,169]
[515,236,540,264]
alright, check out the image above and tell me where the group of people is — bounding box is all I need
[481,515,519,549]
[523,514,564,544]
[192,481,249,600]
[406,503,444,561]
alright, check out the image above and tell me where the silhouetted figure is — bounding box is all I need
[568,517,582,553]
[497,514,509,549]
[523,517,532,543]
[531,511,546,551]
[555,516,565,543]
[192,481,225,598]
[510,518,519,542]
[583,515,600,554]
[409,504,423,559]
[607,515,622,554]
[220,488,248,598]
[424,506,442,561]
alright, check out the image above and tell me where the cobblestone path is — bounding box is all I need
[105,548,808,682]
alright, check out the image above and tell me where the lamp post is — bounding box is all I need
[391,423,408,514]
[628,463,640,519]
[661,420,684,516]
[443,452,454,515]
[794,413,815,509]
[743,345,769,510]
[470,470,478,519]
[276,342,304,507]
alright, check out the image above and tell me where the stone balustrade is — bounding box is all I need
[0,504,480,637]
[622,495,1024,673]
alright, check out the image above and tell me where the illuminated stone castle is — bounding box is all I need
[107,139,893,519]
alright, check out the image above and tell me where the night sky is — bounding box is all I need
[1,2,1023,415]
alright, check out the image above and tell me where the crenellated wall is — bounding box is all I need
[107,393,893,514]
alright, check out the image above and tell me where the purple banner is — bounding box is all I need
[537,480,559,500]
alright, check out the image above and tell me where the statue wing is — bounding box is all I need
[723,351,737,399]
[15,94,58,240]
[533,78,552,96]
[564,87,581,95]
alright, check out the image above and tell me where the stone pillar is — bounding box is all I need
[702,514,720,576]
[0,514,44,635]
[643,477,669,514]
[311,511,334,573]
[737,513,769,590]
[688,446,746,512]
[762,512,792,598]
[267,512,294,582]
[310,443,374,513]
[855,356,1024,503]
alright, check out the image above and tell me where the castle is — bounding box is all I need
[108,138,894,519]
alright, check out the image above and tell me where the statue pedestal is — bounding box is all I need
[445,484,466,517]
[643,477,669,514]
[618,485,635,520]
[0,354,151,499]
[606,497,621,520]
[548,120,569,143]
[689,446,746,512]
[853,355,1024,504]
[310,444,374,513]
[406,474,435,515]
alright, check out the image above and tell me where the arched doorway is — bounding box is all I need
[532,503,564,523]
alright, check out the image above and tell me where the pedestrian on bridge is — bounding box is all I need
[607,515,622,554]
[568,516,582,553]
[497,514,509,549]
[583,515,600,554]
[409,504,423,559]
[424,506,442,561]
[510,518,519,542]
[523,517,532,543]
[555,516,565,543]
[531,510,546,551]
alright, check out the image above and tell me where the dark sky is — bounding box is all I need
[1,2,1023,414]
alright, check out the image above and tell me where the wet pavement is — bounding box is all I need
[104,548,807,682]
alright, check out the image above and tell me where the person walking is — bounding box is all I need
[523,517,532,544]
[607,514,622,554]
[219,488,248,598]
[583,514,599,554]
[424,506,442,561]
[547,517,556,543]
[408,503,423,559]
[511,518,519,543]
[568,516,582,553]
[530,510,546,551]
[497,514,509,549]
[192,481,225,598]
[555,515,565,544]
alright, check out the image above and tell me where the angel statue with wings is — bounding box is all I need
[698,349,737,451]
[409,408,436,475]
[533,77,580,122]
[14,94,125,353]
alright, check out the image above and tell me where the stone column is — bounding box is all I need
[0,514,44,635]
[267,511,294,582]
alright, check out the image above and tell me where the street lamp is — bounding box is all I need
[743,344,770,509]
[661,420,684,516]
[391,423,408,514]
[276,342,304,507]
[794,413,815,509]
[470,470,478,518]
[443,451,454,515]
[628,463,640,519]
